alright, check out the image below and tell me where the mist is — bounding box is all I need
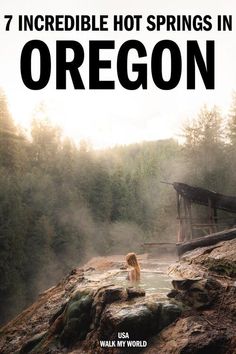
[1,89,236,325]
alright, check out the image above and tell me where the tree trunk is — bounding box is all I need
[177,227,236,256]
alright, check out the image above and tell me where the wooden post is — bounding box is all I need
[176,192,183,242]
[183,198,188,241]
[187,200,193,240]
[208,198,214,234]
[213,208,218,232]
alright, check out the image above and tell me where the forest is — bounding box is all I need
[0,88,236,325]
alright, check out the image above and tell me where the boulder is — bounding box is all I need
[176,239,236,278]
[60,291,93,346]
[126,287,146,299]
[99,301,181,341]
[167,277,223,309]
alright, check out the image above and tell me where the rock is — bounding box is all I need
[49,302,67,326]
[172,278,203,291]
[205,277,223,291]
[126,287,146,299]
[175,239,236,278]
[100,303,157,340]
[60,291,93,346]
[19,331,47,354]
[85,267,95,272]
[166,289,179,298]
[1,248,235,354]
[99,286,127,304]
[60,317,87,346]
[69,269,78,276]
[157,303,182,331]
[168,277,223,309]
[99,300,181,342]
[145,316,231,354]
[169,239,236,281]
[168,262,206,279]
[205,258,236,277]
[91,286,127,329]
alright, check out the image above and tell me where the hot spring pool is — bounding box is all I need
[113,271,172,295]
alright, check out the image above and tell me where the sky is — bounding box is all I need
[0,0,236,148]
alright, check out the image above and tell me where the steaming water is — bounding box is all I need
[113,271,172,295]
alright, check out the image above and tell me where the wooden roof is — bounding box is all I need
[173,182,236,213]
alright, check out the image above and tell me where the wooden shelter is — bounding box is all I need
[173,182,236,243]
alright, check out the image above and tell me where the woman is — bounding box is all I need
[126,252,141,283]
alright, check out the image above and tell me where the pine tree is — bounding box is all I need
[0,89,22,171]
[228,91,236,145]
[182,105,227,190]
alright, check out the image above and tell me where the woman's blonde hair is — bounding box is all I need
[126,252,141,277]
